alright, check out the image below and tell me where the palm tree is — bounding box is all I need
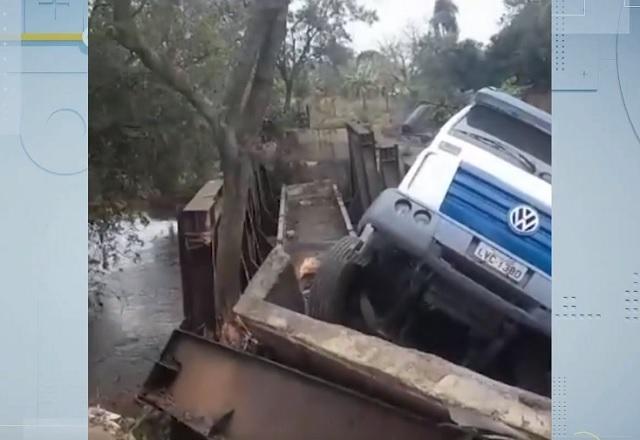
[354,50,400,111]
[430,0,459,39]
[345,61,378,111]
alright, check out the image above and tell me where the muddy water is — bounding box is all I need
[89,216,183,416]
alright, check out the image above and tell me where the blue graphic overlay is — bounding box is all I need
[0,0,87,439]
[554,1,640,439]
[555,0,630,33]
[0,1,22,134]
[25,0,84,33]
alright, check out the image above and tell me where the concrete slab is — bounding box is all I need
[234,293,551,440]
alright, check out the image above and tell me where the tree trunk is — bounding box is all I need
[214,131,253,328]
[284,80,293,114]
[362,93,368,112]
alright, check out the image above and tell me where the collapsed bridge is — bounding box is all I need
[140,122,551,440]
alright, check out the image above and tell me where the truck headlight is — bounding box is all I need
[394,199,411,215]
[413,210,431,225]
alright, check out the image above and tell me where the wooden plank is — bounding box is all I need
[234,254,552,440]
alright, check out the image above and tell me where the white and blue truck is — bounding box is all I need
[308,88,552,395]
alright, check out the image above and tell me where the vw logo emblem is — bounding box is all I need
[508,205,540,235]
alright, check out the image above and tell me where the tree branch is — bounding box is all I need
[242,6,288,139]
[223,1,286,128]
[112,0,220,140]
[112,0,289,165]
[131,0,149,17]
[293,27,320,72]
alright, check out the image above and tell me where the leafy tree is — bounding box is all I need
[344,58,378,111]
[412,35,486,102]
[276,0,377,113]
[402,0,550,111]
[320,38,355,70]
[378,38,416,96]
[486,0,551,89]
[355,50,398,111]
[391,0,467,106]
[110,0,289,329]
[89,0,242,290]
[430,0,459,39]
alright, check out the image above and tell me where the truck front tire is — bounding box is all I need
[308,235,369,324]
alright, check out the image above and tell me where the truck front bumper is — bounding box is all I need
[358,189,551,338]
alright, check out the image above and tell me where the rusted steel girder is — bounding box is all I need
[178,180,223,332]
[346,122,384,220]
[139,330,447,440]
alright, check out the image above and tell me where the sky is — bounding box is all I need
[346,0,507,53]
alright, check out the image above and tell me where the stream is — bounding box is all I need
[88,214,183,416]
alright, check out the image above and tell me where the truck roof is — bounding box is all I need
[474,87,551,136]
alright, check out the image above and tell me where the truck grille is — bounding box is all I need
[440,166,551,276]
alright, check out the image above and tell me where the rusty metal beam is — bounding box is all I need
[346,122,377,218]
[361,138,384,201]
[178,166,276,333]
[178,180,223,332]
[139,330,447,440]
[377,144,402,188]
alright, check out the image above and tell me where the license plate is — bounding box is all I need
[474,242,527,283]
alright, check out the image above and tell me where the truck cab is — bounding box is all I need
[308,88,552,395]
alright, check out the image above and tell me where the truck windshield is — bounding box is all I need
[450,105,551,177]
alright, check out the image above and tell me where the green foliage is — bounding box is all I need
[486,0,551,88]
[319,38,355,69]
[399,0,549,112]
[90,0,245,197]
[343,59,378,110]
[293,68,313,101]
[499,76,531,98]
[397,0,476,108]
[88,0,552,285]
[89,0,243,284]
[412,36,488,101]
[430,0,460,39]
[378,39,414,95]
[278,0,377,112]
[312,62,346,97]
